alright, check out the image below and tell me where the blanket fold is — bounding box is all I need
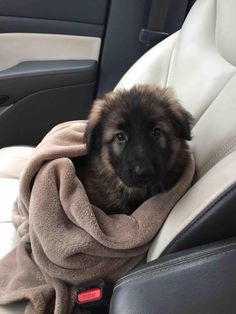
[0,120,195,314]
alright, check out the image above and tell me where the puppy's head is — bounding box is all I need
[86,85,193,188]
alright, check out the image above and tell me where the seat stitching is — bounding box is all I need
[215,0,217,49]
[191,0,234,125]
[196,0,236,177]
[115,246,236,289]
[198,137,236,178]
[116,241,236,283]
[214,0,236,66]
[192,71,236,127]
[192,70,236,179]
[164,34,178,87]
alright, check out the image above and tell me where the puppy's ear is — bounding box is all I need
[165,89,194,141]
[85,99,105,153]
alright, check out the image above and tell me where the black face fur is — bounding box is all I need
[82,85,193,214]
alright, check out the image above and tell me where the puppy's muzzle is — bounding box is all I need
[130,162,154,183]
[134,164,150,179]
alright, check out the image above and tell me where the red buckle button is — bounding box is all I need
[77,288,102,304]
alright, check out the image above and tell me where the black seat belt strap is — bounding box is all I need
[140,0,193,49]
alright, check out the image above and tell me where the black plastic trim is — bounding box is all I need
[0,0,108,25]
[0,16,104,37]
[0,95,9,106]
[0,60,97,106]
[0,82,96,147]
[0,60,97,79]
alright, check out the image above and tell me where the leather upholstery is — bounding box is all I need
[148,151,236,260]
[215,0,236,66]
[118,0,236,176]
[1,0,236,261]
[110,238,236,314]
[0,146,32,313]
[1,0,236,312]
[0,146,34,178]
[117,0,236,260]
[0,147,33,266]
[162,183,236,255]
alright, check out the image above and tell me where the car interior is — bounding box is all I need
[1,0,236,313]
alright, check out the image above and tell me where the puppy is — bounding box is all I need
[75,85,193,215]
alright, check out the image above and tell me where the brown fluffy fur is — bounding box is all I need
[74,85,193,215]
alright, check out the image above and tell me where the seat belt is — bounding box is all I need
[140,0,195,50]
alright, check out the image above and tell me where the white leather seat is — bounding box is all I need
[0,146,35,178]
[1,0,236,312]
[0,147,34,256]
[0,147,34,313]
[116,0,236,260]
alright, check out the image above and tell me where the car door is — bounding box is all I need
[0,0,109,147]
[0,0,193,148]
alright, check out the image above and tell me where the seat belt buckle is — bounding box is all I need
[76,279,113,308]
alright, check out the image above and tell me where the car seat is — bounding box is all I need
[1,0,236,312]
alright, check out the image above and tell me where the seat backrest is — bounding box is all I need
[116,0,236,260]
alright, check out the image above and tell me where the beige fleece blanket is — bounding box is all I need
[0,120,195,314]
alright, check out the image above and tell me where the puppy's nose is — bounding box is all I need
[134,164,150,179]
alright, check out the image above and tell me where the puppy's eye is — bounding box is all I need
[115,131,126,143]
[152,127,162,137]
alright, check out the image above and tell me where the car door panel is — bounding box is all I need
[0,0,108,147]
[0,83,95,147]
[0,60,97,106]
[0,33,101,71]
[0,16,104,37]
[0,0,108,25]
[0,0,190,148]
